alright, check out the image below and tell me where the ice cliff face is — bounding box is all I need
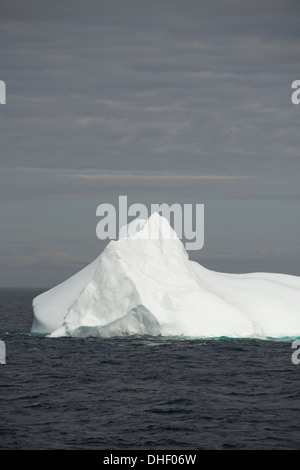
[31,213,300,339]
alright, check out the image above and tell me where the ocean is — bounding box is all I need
[0,288,300,450]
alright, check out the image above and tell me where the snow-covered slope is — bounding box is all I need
[31,213,300,339]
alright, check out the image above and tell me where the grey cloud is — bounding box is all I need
[1,0,300,285]
[1,0,300,177]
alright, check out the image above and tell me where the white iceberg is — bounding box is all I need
[31,213,300,339]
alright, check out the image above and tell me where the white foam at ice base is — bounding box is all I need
[31,212,300,339]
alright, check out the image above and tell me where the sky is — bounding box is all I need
[0,0,300,287]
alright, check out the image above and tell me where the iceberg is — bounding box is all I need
[31,213,300,339]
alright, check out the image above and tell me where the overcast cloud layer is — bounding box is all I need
[1,0,300,286]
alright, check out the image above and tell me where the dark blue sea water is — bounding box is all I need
[0,288,300,450]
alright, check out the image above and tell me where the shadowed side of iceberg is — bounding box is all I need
[69,305,161,338]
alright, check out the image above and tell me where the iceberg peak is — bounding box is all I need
[119,211,180,242]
